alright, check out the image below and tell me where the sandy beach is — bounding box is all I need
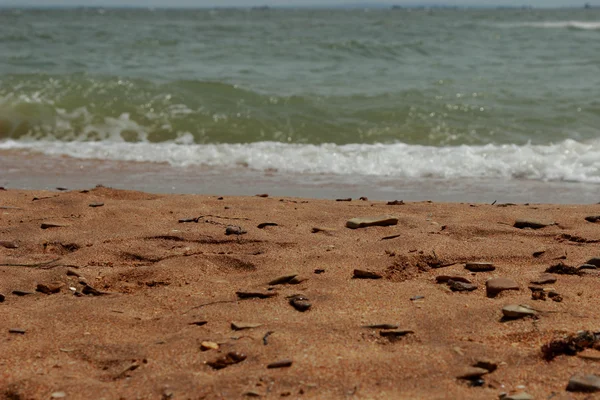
[1,186,600,399]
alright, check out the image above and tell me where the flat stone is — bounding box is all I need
[514,219,555,229]
[566,374,600,392]
[257,222,278,229]
[81,284,108,296]
[51,392,67,399]
[236,290,277,299]
[473,359,497,373]
[200,341,219,351]
[503,393,534,400]
[436,275,471,284]
[579,264,598,270]
[36,281,65,294]
[225,225,247,235]
[546,263,581,275]
[206,351,247,370]
[353,269,382,279]
[346,215,398,229]
[88,202,104,207]
[465,262,495,272]
[9,328,26,334]
[502,304,537,319]
[449,280,477,292]
[486,278,519,298]
[0,240,18,249]
[267,359,293,369]
[457,367,489,379]
[40,222,68,229]
[268,274,299,285]
[289,295,311,312]
[231,321,262,331]
[12,290,34,296]
[530,273,557,285]
[585,216,600,223]
[586,258,600,267]
[379,330,414,338]
[363,324,399,330]
[577,349,600,361]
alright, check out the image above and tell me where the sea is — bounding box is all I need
[1,7,600,203]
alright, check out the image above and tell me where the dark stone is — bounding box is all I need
[486,277,519,298]
[464,262,495,272]
[81,284,107,296]
[436,275,472,284]
[514,219,555,229]
[353,269,382,279]
[545,263,581,275]
[257,222,278,229]
[387,200,405,205]
[541,330,600,361]
[448,280,477,292]
[379,330,414,339]
[267,360,293,369]
[586,258,600,267]
[36,282,64,294]
[236,290,277,299]
[363,324,399,330]
[585,216,600,223]
[289,295,311,312]
[12,290,34,296]
[530,273,557,285]
[225,225,247,235]
[0,240,18,249]
[9,328,26,334]
[0,293,4,302]
[206,351,247,369]
[566,374,600,392]
[89,202,104,207]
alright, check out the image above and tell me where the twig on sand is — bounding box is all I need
[0,258,62,269]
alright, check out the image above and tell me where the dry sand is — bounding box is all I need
[1,187,600,399]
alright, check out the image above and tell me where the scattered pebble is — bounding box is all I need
[530,273,556,285]
[436,275,471,284]
[269,274,299,285]
[548,291,563,302]
[311,227,336,234]
[257,222,278,229]
[379,330,414,339]
[12,290,34,296]
[359,197,368,201]
[189,321,208,326]
[566,374,600,392]
[225,225,247,235]
[381,234,402,240]
[532,250,546,258]
[473,359,497,373]
[267,359,293,369]
[236,290,277,299]
[9,328,26,334]
[231,321,262,331]
[584,216,600,223]
[314,268,325,274]
[541,330,600,360]
[206,351,247,370]
[579,264,597,270]
[40,222,67,229]
[336,198,352,202]
[81,284,107,296]
[363,324,398,329]
[346,215,398,229]
[486,277,519,298]
[410,295,424,301]
[587,258,600,267]
[577,349,600,361]
[502,393,534,400]
[448,280,477,292]
[457,367,489,380]
[88,202,104,207]
[200,341,219,351]
[514,219,555,229]
[0,240,18,249]
[353,269,383,279]
[50,392,67,399]
[66,269,82,278]
[289,295,311,312]
[36,281,65,294]
[386,200,404,205]
[545,263,581,275]
[465,262,495,272]
[502,304,537,319]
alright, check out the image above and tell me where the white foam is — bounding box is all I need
[1,138,599,184]
[501,21,600,30]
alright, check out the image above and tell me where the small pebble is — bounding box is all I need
[88,202,104,207]
[486,277,519,298]
[9,328,26,334]
[36,281,65,294]
[363,324,399,330]
[236,290,277,299]
[465,262,495,272]
[566,374,600,392]
[410,295,424,301]
[225,225,247,235]
[200,341,219,351]
[51,392,67,399]
[448,280,477,292]
[0,240,19,249]
[502,393,534,400]
[0,293,4,302]
[353,269,382,279]
[231,321,262,331]
[206,351,247,370]
[40,222,67,229]
[502,304,537,319]
[12,290,34,296]
[269,274,299,285]
[514,219,554,229]
[436,275,471,284]
[267,360,293,369]
[530,273,556,285]
[346,215,398,229]
[289,295,311,312]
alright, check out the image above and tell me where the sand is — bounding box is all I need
[1,186,600,399]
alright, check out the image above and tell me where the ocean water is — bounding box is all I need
[1,7,600,201]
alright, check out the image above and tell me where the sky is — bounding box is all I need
[0,0,592,7]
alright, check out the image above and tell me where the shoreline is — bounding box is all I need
[1,187,600,398]
[1,149,599,204]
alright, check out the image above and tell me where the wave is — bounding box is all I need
[502,21,600,30]
[1,138,599,184]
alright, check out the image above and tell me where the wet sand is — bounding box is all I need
[1,187,600,399]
